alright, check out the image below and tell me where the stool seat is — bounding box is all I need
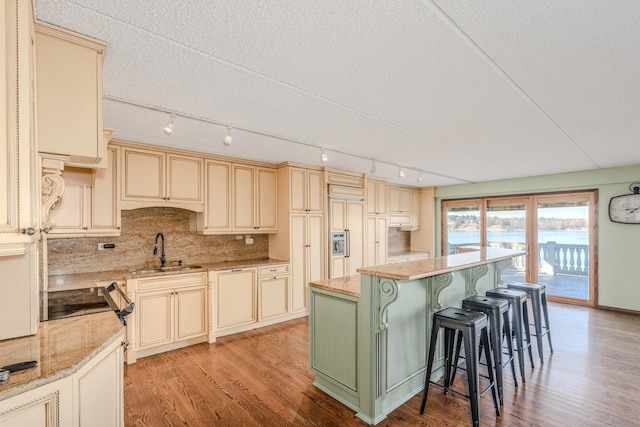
[507,282,553,362]
[486,288,535,382]
[420,307,500,427]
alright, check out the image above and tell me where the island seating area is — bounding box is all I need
[308,247,525,425]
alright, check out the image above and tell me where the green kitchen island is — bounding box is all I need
[308,247,525,425]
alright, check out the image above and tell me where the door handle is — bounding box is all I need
[345,229,351,258]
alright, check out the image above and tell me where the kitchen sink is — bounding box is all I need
[129,266,202,275]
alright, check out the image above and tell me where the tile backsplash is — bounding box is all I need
[387,227,410,254]
[47,207,269,275]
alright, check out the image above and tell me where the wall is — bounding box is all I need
[47,207,269,275]
[435,165,640,312]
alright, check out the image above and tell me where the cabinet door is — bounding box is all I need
[366,180,387,215]
[51,181,89,233]
[122,148,165,201]
[91,146,120,232]
[167,154,203,203]
[411,190,421,228]
[289,168,307,212]
[216,269,256,329]
[290,214,307,313]
[35,23,104,164]
[203,160,231,231]
[256,167,277,231]
[346,200,364,277]
[232,165,255,231]
[307,214,324,284]
[136,290,173,348]
[0,376,73,427]
[400,189,412,213]
[74,337,124,427]
[365,216,377,268]
[259,275,289,320]
[0,0,37,254]
[307,170,324,213]
[375,216,388,265]
[175,285,208,341]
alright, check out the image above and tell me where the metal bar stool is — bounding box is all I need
[420,307,500,427]
[506,282,553,362]
[451,296,518,405]
[485,288,534,382]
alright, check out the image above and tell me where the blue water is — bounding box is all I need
[448,230,589,245]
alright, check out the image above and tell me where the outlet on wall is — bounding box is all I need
[245,238,253,244]
[98,243,116,250]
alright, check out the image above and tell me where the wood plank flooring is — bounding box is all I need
[124,303,640,426]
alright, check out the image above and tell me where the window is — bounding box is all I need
[442,191,597,306]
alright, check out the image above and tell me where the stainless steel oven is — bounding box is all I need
[41,283,134,325]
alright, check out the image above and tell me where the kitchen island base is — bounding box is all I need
[309,248,522,424]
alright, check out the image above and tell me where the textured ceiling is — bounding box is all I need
[34,0,640,187]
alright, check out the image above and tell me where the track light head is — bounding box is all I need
[417,172,423,182]
[398,167,405,178]
[371,159,377,174]
[223,127,233,146]
[320,148,328,163]
[163,114,175,136]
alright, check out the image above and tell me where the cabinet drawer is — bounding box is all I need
[131,272,207,292]
[259,264,289,277]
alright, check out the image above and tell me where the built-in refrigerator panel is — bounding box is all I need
[327,186,364,279]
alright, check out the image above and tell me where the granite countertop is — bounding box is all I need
[357,247,525,281]
[309,274,361,297]
[0,312,124,401]
[47,258,289,291]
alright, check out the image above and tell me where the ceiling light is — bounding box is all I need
[320,148,328,163]
[371,159,377,174]
[398,167,405,178]
[223,127,233,146]
[163,113,175,135]
[417,172,423,182]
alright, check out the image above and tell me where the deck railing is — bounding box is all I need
[449,241,589,276]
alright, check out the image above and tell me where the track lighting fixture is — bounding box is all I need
[223,127,233,146]
[163,113,175,135]
[398,167,405,178]
[417,172,423,182]
[320,148,328,163]
[371,159,377,174]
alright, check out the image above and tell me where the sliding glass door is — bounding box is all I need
[442,191,596,306]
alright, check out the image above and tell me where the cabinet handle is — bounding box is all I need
[21,227,36,235]
[231,268,242,272]
[270,268,277,272]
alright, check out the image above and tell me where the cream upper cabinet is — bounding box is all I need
[197,159,232,233]
[366,178,387,215]
[388,186,412,214]
[232,165,277,232]
[290,167,323,213]
[35,22,107,167]
[0,0,38,254]
[49,146,120,237]
[388,186,420,229]
[120,146,204,211]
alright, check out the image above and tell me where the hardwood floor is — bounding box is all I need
[124,303,640,426]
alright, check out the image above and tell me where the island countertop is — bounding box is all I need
[356,247,525,281]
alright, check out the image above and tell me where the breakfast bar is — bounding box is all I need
[308,247,525,425]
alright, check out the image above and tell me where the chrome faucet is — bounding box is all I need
[153,232,166,268]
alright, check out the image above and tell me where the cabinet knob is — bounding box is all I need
[21,227,35,235]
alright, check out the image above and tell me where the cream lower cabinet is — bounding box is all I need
[365,216,387,268]
[126,272,208,364]
[210,263,293,339]
[213,268,257,334]
[0,333,125,427]
[73,334,125,427]
[258,264,290,320]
